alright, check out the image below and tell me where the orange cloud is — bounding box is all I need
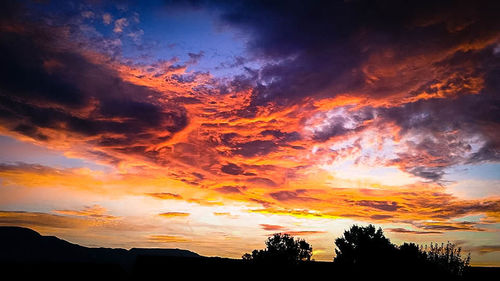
[284,231,327,236]
[159,212,190,218]
[471,245,500,255]
[213,212,239,219]
[260,224,286,231]
[0,210,129,235]
[0,211,87,230]
[259,224,327,236]
[387,228,443,235]
[146,193,183,200]
[54,205,116,219]
[149,235,190,243]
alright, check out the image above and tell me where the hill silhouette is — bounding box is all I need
[0,226,199,265]
[0,226,204,280]
[0,226,498,280]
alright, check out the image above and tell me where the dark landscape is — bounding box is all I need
[1,226,498,280]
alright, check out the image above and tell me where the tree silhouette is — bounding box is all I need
[399,242,427,263]
[242,233,312,264]
[333,225,471,278]
[334,224,396,268]
[426,242,471,277]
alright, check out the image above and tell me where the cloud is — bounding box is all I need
[175,0,500,183]
[260,224,286,231]
[220,163,244,175]
[380,80,500,181]
[311,107,374,142]
[245,177,278,187]
[54,205,116,219]
[470,245,500,255]
[159,212,190,218]
[192,0,496,109]
[259,224,326,236]
[0,211,86,229]
[214,185,246,194]
[269,190,319,202]
[102,13,112,25]
[249,198,274,208]
[284,231,327,236]
[417,222,485,232]
[2,162,500,229]
[0,15,189,167]
[146,192,183,200]
[260,130,302,142]
[149,235,190,243]
[0,210,127,232]
[213,212,238,219]
[250,208,341,220]
[81,11,95,19]
[187,51,204,65]
[113,18,128,33]
[387,228,443,235]
[232,140,278,157]
[357,200,400,212]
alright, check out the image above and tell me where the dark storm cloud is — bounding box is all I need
[170,1,500,183]
[381,59,500,180]
[191,0,500,106]
[0,6,188,164]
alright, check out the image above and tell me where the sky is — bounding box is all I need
[0,0,499,265]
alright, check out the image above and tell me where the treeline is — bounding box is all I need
[243,224,471,279]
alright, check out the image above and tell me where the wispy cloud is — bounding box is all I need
[149,235,190,243]
[159,212,190,218]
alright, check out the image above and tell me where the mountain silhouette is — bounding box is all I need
[0,226,199,265]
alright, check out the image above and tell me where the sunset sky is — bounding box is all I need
[0,0,499,265]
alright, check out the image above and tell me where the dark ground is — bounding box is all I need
[0,226,498,280]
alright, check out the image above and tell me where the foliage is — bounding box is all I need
[242,233,312,264]
[334,224,396,267]
[333,225,471,278]
[424,242,471,277]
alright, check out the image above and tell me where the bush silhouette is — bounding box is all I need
[397,241,470,278]
[242,233,312,264]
